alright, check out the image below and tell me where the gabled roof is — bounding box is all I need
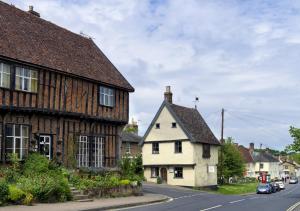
[121,132,142,143]
[252,151,279,163]
[141,100,220,145]
[0,2,134,91]
[238,146,254,163]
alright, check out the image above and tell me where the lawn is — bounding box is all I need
[216,182,258,195]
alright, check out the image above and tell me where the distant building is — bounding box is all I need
[278,156,300,178]
[141,86,220,187]
[120,131,142,157]
[238,143,280,179]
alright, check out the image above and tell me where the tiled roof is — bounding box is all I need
[0,2,134,91]
[252,151,279,163]
[238,146,254,163]
[121,132,142,143]
[169,103,220,145]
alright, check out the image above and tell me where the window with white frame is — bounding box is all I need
[15,67,38,92]
[77,136,89,167]
[99,86,114,107]
[5,124,29,160]
[151,167,159,178]
[77,136,104,168]
[125,142,131,154]
[39,135,52,160]
[0,63,11,88]
[92,136,104,168]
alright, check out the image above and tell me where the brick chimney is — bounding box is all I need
[164,86,173,104]
[28,6,40,17]
[249,142,254,154]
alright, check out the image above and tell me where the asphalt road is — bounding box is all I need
[118,182,300,211]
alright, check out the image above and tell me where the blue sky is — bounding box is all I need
[5,0,300,150]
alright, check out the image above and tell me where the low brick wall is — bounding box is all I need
[82,184,143,198]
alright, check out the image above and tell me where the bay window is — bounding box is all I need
[99,86,114,107]
[15,67,38,92]
[0,62,11,88]
[5,124,29,160]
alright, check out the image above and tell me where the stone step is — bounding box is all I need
[73,194,90,201]
[71,190,81,195]
[75,198,94,202]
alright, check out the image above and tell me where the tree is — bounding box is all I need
[218,137,245,183]
[286,126,300,152]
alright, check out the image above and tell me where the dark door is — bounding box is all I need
[161,168,168,183]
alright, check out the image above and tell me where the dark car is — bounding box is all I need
[257,183,272,194]
[268,183,277,193]
[273,182,280,192]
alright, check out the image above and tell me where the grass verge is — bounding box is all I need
[216,183,258,195]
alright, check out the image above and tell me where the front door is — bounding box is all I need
[39,135,52,160]
[161,168,168,183]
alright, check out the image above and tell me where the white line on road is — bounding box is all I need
[229,199,245,204]
[200,205,222,211]
[248,197,258,200]
[174,193,204,200]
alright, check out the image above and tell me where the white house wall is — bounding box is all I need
[144,106,188,142]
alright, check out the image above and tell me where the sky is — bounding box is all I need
[4,0,300,150]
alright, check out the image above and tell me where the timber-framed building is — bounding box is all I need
[0,2,134,169]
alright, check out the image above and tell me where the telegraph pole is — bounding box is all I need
[220,108,225,184]
[259,143,262,175]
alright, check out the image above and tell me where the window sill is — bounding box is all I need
[152,152,159,154]
[174,177,183,179]
[14,89,38,94]
[174,152,182,154]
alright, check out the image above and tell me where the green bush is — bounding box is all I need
[120,179,130,185]
[8,185,25,203]
[0,167,20,184]
[23,153,49,176]
[0,180,9,205]
[157,177,162,184]
[22,193,33,206]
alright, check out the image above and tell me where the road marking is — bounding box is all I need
[200,205,222,211]
[174,193,204,200]
[248,197,258,200]
[229,199,245,204]
[113,197,174,210]
[286,200,300,211]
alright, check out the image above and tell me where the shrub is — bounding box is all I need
[23,153,49,176]
[157,177,162,184]
[0,180,9,205]
[120,179,130,186]
[22,193,33,206]
[8,185,25,203]
[0,167,20,183]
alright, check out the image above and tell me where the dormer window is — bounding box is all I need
[15,67,38,92]
[99,86,114,107]
[155,123,160,129]
[0,62,11,88]
[172,122,177,128]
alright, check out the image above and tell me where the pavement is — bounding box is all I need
[0,193,169,211]
[117,182,300,211]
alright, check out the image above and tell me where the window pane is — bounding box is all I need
[105,95,108,105]
[24,69,30,77]
[6,125,13,136]
[5,137,13,149]
[15,76,22,90]
[22,126,29,137]
[23,78,29,91]
[30,79,37,92]
[31,70,38,79]
[100,93,104,104]
[15,125,20,136]
[16,67,22,76]
[15,138,21,149]
[2,73,10,88]
[2,63,10,74]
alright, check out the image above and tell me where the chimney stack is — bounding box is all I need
[164,86,173,104]
[28,6,40,17]
[249,142,254,153]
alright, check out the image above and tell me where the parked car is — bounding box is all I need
[268,183,277,193]
[275,181,285,190]
[272,182,280,192]
[257,183,272,194]
[289,177,298,184]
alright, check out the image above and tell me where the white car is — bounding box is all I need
[275,181,285,190]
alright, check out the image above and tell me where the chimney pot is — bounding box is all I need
[28,5,40,17]
[164,86,173,104]
[249,142,254,153]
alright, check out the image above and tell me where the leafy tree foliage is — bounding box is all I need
[218,137,245,183]
[286,126,300,152]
